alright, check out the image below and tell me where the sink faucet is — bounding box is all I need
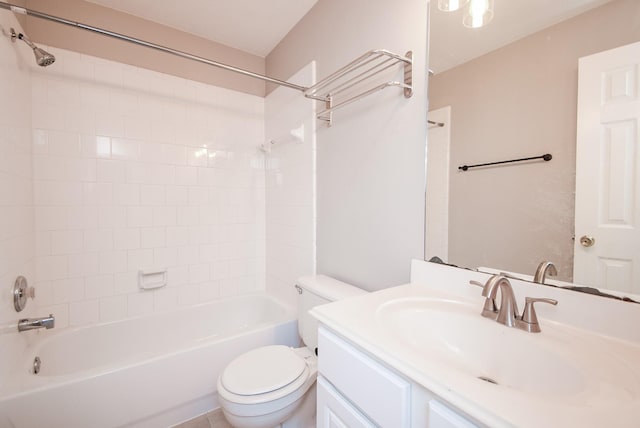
[471,275,558,333]
[18,314,55,332]
[533,261,557,284]
[481,275,520,328]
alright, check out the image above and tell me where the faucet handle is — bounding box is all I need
[520,297,558,333]
[469,280,498,318]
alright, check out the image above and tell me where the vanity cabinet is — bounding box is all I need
[317,326,480,428]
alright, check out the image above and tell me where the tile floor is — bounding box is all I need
[173,409,233,428]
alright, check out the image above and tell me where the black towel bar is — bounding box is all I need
[458,153,552,171]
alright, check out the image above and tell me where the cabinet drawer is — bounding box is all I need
[318,327,410,427]
[317,376,375,428]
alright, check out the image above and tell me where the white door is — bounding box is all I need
[574,41,640,293]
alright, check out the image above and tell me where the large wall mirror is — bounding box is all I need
[426,0,640,296]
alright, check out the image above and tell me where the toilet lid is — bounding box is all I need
[221,345,307,396]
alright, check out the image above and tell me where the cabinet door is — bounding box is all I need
[317,376,375,428]
[318,327,410,427]
[428,400,479,428]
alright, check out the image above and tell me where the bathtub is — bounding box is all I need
[0,293,298,428]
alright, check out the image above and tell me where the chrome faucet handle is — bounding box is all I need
[520,297,558,333]
[469,280,498,319]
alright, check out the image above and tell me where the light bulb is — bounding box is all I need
[463,0,494,28]
[437,0,469,12]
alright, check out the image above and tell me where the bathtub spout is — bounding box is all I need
[18,314,55,332]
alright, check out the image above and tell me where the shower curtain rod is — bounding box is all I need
[0,1,308,93]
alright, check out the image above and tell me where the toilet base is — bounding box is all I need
[281,384,316,428]
[221,384,316,428]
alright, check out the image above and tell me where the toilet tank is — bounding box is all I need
[296,275,366,352]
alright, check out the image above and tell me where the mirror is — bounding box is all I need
[426,0,640,296]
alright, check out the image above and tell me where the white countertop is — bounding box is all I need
[311,273,640,428]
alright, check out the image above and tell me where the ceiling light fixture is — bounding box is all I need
[463,0,494,28]
[437,0,494,29]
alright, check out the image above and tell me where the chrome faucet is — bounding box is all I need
[471,275,558,333]
[533,261,557,284]
[18,314,55,332]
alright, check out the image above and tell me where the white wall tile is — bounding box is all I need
[127,249,154,270]
[177,285,200,306]
[99,250,128,274]
[28,47,266,329]
[111,138,139,160]
[162,144,187,165]
[166,226,189,247]
[69,299,99,326]
[47,130,80,156]
[99,295,128,322]
[166,185,188,205]
[140,184,165,205]
[153,207,177,227]
[53,278,85,303]
[96,159,126,183]
[114,228,140,250]
[68,253,100,278]
[83,230,113,252]
[51,230,83,255]
[140,227,165,249]
[34,181,83,205]
[127,207,153,228]
[114,271,138,295]
[113,183,140,206]
[154,247,177,268]
[127,292,154,317]
[36,255,68,281]
[95,112,125,138]
[66,207,99,230]
[85,274,114,299]
[167,266,188,287]
[153,287,179,312]
[35,207,68,231]
[98,207,127,229]
[83,182,113,206]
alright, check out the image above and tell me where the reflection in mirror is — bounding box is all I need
[426,0,640,295]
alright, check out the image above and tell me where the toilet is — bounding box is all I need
[217,275,366,428]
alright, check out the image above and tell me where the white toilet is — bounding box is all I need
[217,275,366,428]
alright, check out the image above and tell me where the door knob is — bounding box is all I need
[579,235,595,247]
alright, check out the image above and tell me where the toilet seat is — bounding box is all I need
[218,346,315,406]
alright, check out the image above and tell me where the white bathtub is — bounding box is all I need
[0,293,298,428]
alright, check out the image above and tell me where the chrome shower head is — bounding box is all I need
[10,28,55,67]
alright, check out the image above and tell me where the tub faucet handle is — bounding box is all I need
[13,276,35,312]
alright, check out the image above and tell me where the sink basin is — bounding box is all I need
[376,297,588,397]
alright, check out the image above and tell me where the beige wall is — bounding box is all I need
[267,0,429,290]
[23,0,266,96]
[428,0,640,279]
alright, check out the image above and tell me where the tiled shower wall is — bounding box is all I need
[264,63,316,309]
[0,15,36,328]
[31,47,266,328]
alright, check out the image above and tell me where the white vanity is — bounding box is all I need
[310,260,640,428]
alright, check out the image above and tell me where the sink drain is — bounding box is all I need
[477,376,498,385]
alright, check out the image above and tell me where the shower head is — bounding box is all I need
[10,28,55,67]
